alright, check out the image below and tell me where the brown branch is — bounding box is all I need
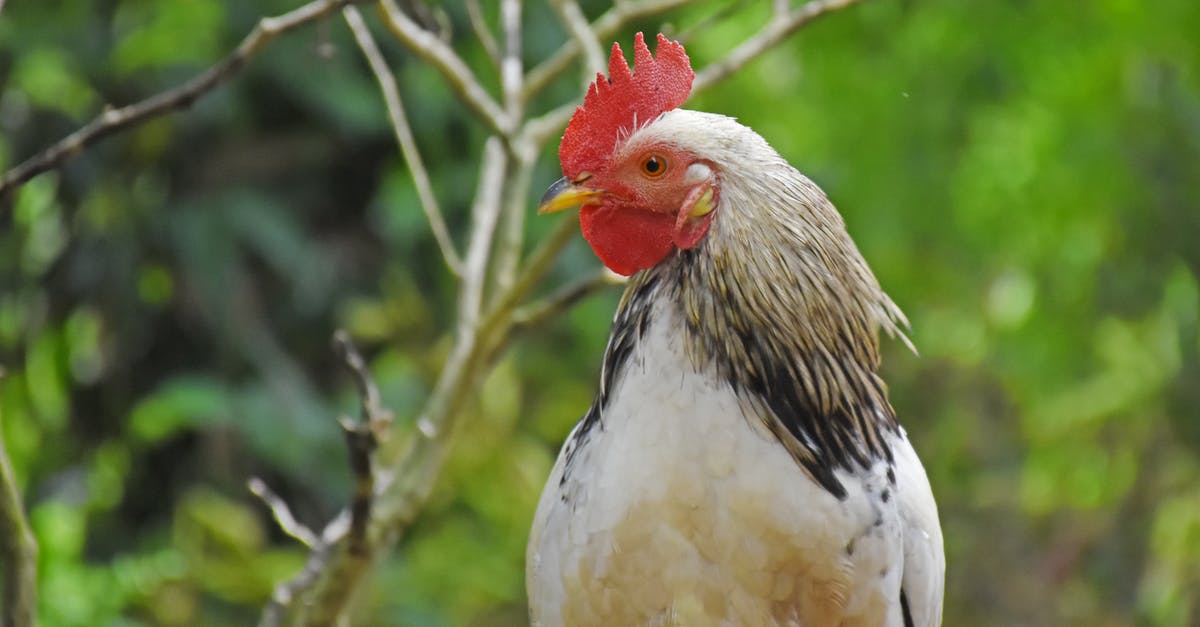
[0,368,37,627]
[377,0,512,137]
[331,331,390,554]
[0,0,372,201]
[344,5,463,276]
[259,331,392,626]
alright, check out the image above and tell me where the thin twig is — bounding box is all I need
[331,330,388,555]
[500,0,523,118]
[0,365,37,627]
[377,0,512,137]
[484,214,580,324]
[248,478,319,548]
[521,0,866,150]
[510,269,625,336]
[0,0,372,201]
[550,0,607,79]
[344,6,463,275]
[466,0,501,67]
[522,0,699,103]
[259,513,349,627]
[693,0,867,92]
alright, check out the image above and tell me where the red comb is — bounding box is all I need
[559,33,694,178]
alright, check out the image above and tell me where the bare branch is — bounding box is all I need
[377,0,512,137]
[248,478,319,548]
[0,365,37,627]
[0,0,372,201]
[259,331,392,626]
[344,6,463,276]
[485,214,580,323]
[466,0,501,67]
[693,0,867,92]
[521,0,865,150]
[500,0,524,117]
[510,269,625,337]
[522,0,699,102]
[520,101,577,150]
[459,139,510,330]
[550,0,607,79]
[259,512,352,627]
[331,331,389,555]
[489,159,533,299]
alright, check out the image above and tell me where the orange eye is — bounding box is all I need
[641,154,667,178]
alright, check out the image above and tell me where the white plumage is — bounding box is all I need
[528,63,944,626]
[528,300,943,626]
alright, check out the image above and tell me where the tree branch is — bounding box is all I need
[0,0,372,201]
[259,331,393,626]
[330,331,390,555]
[692,0,867,92]
[466,0,501,67]
[249,478,318,548]
[0,368,37,627]
[550,0,607,79]
[376,0,513,137]
[510,269,624,338]
[520,0,866,150]
[459,139,510,330]
[344,5,463,276]
[522,0,699,103]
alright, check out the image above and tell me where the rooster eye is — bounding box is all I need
[641,154,667,178]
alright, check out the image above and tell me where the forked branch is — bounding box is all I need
[344,5,464,275]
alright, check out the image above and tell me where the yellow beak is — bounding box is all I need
[537,177,604,215]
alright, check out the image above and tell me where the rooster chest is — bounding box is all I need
[527,305,905,627]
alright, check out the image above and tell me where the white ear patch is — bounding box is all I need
[684,162,714,184]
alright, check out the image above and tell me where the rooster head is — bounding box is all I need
[538,33,714,276]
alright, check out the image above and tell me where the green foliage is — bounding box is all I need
[1,0,1198,625]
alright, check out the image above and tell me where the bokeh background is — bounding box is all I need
[2,0,1199,625]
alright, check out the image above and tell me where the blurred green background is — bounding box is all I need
[2,0,1199,625]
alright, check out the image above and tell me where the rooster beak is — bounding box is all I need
[538,177,604,215]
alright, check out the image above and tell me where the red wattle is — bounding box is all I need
[580,205,676,276]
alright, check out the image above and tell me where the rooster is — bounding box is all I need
[527,34,944,627]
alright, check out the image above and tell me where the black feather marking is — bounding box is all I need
[900,588,915,627]
[560,273,661,486]
[670,245,899,499]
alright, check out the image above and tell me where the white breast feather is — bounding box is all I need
[527,302,943,626]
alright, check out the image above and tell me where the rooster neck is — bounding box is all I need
[582,165,906,498]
